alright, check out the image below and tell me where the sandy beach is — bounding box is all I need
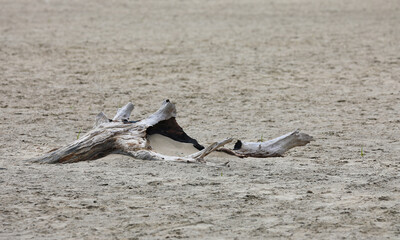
[1,0,399,239]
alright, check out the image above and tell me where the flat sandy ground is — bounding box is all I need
[1,0,399,239]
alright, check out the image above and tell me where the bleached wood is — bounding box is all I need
[112,102,134,121]
[228,130,314,158]
[28,123,127,163]
[28,100,314,165]
[188,138,233,159]
[139,99,176,127]
[94,112,109,128]
[29,100,187,164]
[117,138,233,165]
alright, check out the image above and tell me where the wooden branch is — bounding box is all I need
[94,112,109,128]
[188,138,233,159]
[28,100,314,165]
[220,130,314,158]
[28,126,120,163]
[116,138,233,165]
[112,102,134,121]
[139,99,176,127]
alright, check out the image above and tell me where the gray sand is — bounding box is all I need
[1,0,399,239]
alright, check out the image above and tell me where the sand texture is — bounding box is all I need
[1,0,400,239]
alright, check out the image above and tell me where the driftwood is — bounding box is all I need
[28,100,313,165]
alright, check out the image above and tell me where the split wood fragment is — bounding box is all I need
[28,100,314,165]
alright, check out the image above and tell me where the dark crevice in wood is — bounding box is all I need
[233,140,242,150]
[146,117,204,150]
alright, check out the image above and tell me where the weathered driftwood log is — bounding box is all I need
[28,100,313,165]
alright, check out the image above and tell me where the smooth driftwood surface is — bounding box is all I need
[28,100,314,165]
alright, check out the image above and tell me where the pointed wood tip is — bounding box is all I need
[94,112,110,128]
[113,102,134,121]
